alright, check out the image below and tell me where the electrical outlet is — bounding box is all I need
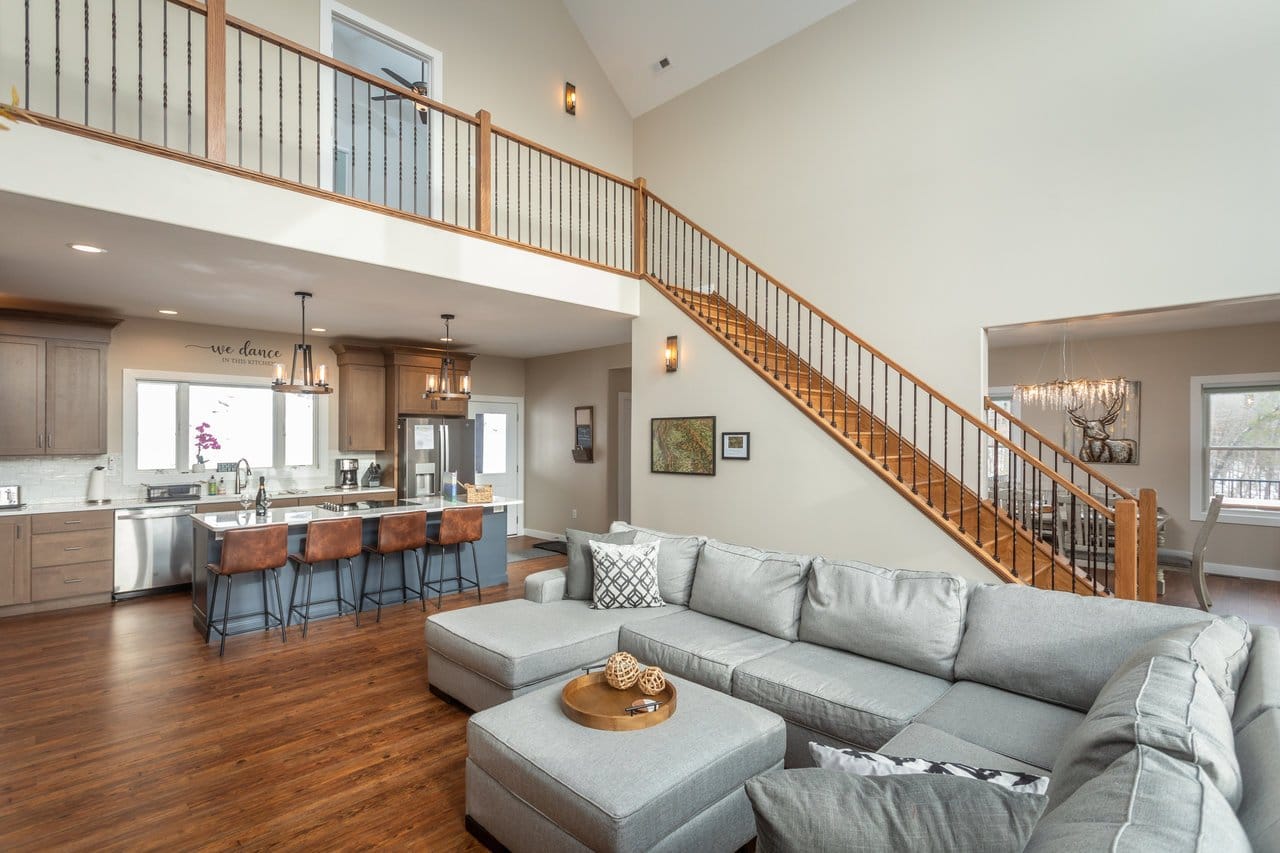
[571,509,578,519]
[106,455,117,473]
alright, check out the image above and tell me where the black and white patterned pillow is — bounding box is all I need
[809,742,1049,796]
[589,540,664,609]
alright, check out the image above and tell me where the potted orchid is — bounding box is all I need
[193,423,221,472]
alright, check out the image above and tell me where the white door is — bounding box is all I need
[469,398,522,535]
[618,392,632,522]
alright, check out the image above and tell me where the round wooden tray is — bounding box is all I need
[561,671,677,731]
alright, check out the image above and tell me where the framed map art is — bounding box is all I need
[651,416,716,476]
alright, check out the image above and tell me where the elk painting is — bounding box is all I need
[1066,388,1140,464]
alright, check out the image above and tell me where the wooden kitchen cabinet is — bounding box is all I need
[0,515,32,607]
[396,363,471,417]
[331,344,386,452]
[0,335,46,455]
[45,340,108,454]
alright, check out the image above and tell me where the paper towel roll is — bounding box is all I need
[86,466,107,503]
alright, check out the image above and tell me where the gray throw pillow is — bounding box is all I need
[564,528,636,600]
[746,768,1046,853]
[809,742,1049,796]
[609,521,703,605]
[589,541,663,610]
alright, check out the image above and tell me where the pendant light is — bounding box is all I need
[422,313,472,401]
[1013,326,1129,410]
[272,291,332,395]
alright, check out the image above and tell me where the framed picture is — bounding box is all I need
[721,431,750,460]
[651,416,716,475]
[1064,382,1141,465]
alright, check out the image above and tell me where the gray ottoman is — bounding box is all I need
[466,675,786,852]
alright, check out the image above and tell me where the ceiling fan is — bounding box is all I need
[372,66,430,123]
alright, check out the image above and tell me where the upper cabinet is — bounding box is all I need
[331,344,386,452]
[388,348,473,418]
[0,315,112,457]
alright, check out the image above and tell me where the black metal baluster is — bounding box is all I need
[238,30,243,165]
[958,420,966,533]
[137,0,143,137]
[111,0,117,133]
[911,387,918,492]
[84,0,90,125]
[25,0,31,113]
[277,45,283,177]
[258,38,264,171]
[926,395,933,506]
[897,374,904,482]
[162,3,168,146]
[842,339,849,435]
[943,410,949,520]
[55,0,62,118]
[784,296,791,389]
[883,362,890,467]
[397,94,404,210]
[869,355,876,459]
[365,80,371,200]
[186,9,192,153]
[349,74,355,196]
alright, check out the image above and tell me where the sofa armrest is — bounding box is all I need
[524,569,567,603]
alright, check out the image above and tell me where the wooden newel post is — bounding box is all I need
[632,177,647,276]
[1114,499,1138,600]
[1138,488,1158,603]
[205,0,227,162]
[475,110,492,234]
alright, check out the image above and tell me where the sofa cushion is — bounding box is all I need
[564,528,635,600]
[746,768,1046,853]
[588,540,664,609]
[425,598,682,690]
[955,584,1211,711]
[523,568,566,603]
[1236,708,1280,853]
[690,539,810,640]
[913,681,1084,772]
[1234,624,1279,733]
[798,556,967,680]
[1046,655,1241,812]
[618,610,789,693]
[731,642,951,750]
[1122,616,1252,716]
[610,522,703,606]
[880,723,1047,776]
[1024,747,1251,852]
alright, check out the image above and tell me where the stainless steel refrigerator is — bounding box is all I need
[397,416,476,499]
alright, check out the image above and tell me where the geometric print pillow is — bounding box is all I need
[809,741,1050,796]
[589,540,664,609]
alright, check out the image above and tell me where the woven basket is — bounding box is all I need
[460,483,494,503]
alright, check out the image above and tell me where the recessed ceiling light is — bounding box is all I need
[311,327,327,333]
[68,243,107,254]
[158,309,178,315]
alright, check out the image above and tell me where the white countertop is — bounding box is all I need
[191,495,522,533]
[0,485,399,516]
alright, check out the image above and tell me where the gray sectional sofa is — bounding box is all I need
[425,522,1279,851]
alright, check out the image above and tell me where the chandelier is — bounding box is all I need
[272,291,332,395]
[1013,329,1130,410]
[423,314,471,401]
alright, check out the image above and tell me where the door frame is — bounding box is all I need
[468,394,525,536]
[617,391,632,523]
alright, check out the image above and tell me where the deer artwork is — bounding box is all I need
[1067,395,1137,464]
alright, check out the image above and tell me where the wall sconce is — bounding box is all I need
[564,82,577,115]
[665,335,679,372]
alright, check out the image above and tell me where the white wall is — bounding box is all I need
[629,0,1280,575]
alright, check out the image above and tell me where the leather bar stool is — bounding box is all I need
[423,506,484,609]
[204,524,289,657]
[358,511,428,625]
[287,517,362,637]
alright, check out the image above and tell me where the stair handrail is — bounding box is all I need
[642,189,1115,520]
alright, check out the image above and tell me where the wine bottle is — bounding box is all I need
[254,476,268,517]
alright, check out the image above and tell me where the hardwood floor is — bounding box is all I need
[0,535,1275,851]
[0,538,566,852]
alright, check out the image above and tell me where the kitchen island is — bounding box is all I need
[190,496,521,641]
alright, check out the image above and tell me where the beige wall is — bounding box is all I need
[230,0,633,179]
[470,355,525,399]
[990,322,1280,576]
[524,343,630,535]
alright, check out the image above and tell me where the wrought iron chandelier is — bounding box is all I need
[272,291,332,395]
[1013,328,1131,410]
[423,314,471,401]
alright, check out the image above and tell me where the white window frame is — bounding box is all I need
[1189,372,1280,528]
[122,369,327,485]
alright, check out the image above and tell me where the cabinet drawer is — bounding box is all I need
[31,527,114,567]
[31,561,113,600]
[32,510,113,534]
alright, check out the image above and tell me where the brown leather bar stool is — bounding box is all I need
[358,511,428,625]
[422,506,484,609]
[287,517,362,637]
[204,525,288,657]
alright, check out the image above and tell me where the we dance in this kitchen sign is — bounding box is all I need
[185,339,285,366]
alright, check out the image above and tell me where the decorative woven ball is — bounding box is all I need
[604,652,641,690]
[637,666,667,696]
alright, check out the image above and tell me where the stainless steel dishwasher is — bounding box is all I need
[114,504,198,598]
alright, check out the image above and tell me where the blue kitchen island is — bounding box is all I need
[190,496,520,641]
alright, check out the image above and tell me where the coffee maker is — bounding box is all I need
[335,458,360,490]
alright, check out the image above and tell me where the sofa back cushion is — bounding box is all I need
[689,539,811,640]
[564,528,636,600]
[1024,746,1251,852]
[1045,655,1241,811]
[1232,624,1278,734]
[798,557,967,680]
[1123,616,1252,717]
[609,522,703,606]
[955,584,1211,711]
[1234,708,1280,852]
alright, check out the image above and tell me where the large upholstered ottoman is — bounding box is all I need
[466,675,786,852]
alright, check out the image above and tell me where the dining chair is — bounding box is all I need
[1156,495,1224,610]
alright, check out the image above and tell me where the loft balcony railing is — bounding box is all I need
[3,0,1157,598]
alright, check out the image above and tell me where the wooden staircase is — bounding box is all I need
[649,280,1114,595]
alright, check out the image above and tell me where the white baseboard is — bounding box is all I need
[523,528,564,542]
[1204,561,1280,582]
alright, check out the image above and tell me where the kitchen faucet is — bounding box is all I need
[234,458,252,495]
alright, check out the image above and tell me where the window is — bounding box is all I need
[1191,373,1280,526]
[125,372,322,479]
